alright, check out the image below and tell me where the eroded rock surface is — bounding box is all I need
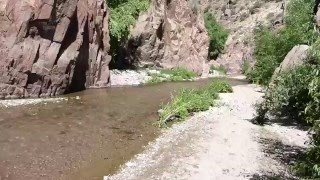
[128,0,210,75]
[0,0,111,99]
[207,0,284,74]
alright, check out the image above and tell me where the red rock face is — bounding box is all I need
[0,0,111,99]
[128,0,210,75]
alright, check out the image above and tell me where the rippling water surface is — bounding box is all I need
[0,78,248,180]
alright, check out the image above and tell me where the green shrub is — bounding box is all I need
[108,0,149,41]
[207,80,233,93]
[107,0,150,61]
[241,59,251,75]
[157,80,232,127]
[204,13,229,59]
[164,68,197,80]
[305,69,320,124]
[255,65,315,124]
[147,68,197,84]
[293,68,320,178]
[284,0,317,44]
[250,0,320,177]
[107,0,128,8]
[255,41,320,177]
[147,74,163,84]
[247,0,317,85]
[248,26,313,85]
[210,65,227,74]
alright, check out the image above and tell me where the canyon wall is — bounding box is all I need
[207,0,284,73]
[127,0,210,75]
[0,0,111,99]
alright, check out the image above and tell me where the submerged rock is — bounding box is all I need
[0,0,111,99]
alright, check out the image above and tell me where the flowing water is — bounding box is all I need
[0,78,248,180]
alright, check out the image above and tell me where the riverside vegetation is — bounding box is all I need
[107,1,233,130]
[146,68,197,84]
[107,0,149,61]
[204,12,229,59]
[157,80,232,127]
[246,0,317,85]
[146,12,230,127]
[146,12,228,85]
[248,0,320,177]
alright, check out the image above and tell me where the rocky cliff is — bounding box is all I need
[207,0,284,73]
[127,0,210,75]
[0,0,110,99]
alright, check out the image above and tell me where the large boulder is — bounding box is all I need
[0,0,111,99]
[271,45,310,81]
[127,0,210,75]
[315,0,320,26]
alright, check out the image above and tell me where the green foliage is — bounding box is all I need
[255,65,314,124]
[285,0,317,43]
[248,26,313,85]
[157,80,232,127]
[305,69,320,124]
[107,0,128,8]
[249,0,320,177]
[204,13,229,59]
[146,68,197,84]
[307,39,320,64]
[210,65,227,74]
[207,80,233,93]
[247,0,317,85]
[241,59,251,76]
[162,68,197,80]
[147,74,163,84]
[255,39,320,177]
[108,0,150,41]
[293,68,320,178]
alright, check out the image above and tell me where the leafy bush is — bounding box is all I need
[207,80,233,93]
[241,59,251,75]
[250,0,320,177]
[107,0,128,8]
[248,26,313,85]
[147,68,197,84]
[255,41,320,177]
[204,13,229,59]
[292,68,320,177]
[247,0,316,85]
[255,65,314,124]
[284,0,317,43]
[210,65,227,74]
[108,0,150,41]
[147,74,163,84]
[157,80,232,127]
[255,37,320,124]
[163,68,197,80]
[107,0,149,63]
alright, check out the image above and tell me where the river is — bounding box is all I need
[0,78,248,180]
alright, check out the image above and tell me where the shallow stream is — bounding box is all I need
[0,78,248,180]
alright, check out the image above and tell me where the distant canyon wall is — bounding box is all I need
[127,0,210,75]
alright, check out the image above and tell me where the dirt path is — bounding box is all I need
[105,84,309,180]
